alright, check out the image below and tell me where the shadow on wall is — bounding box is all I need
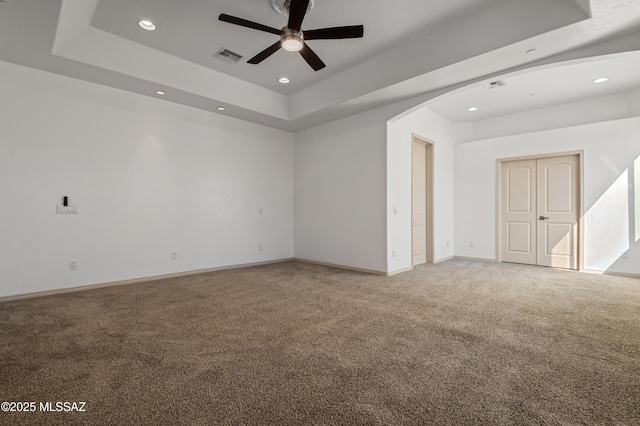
[588,154,640,273]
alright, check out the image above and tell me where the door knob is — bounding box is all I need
[539,216,549,220]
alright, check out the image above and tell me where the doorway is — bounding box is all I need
[412,134,434,266]
[498,153,582,269]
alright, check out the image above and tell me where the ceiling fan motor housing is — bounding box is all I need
[272,0,314,17]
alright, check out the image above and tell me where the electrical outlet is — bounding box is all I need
[393,207,398,215]
[57,205,78,214]
[258,244,263,251]
[171,251,178,260]
[70,260,78,271]
[392,250,396,258]
[447,241,450,247]
[259,208,263,215]
[469,241,474,248]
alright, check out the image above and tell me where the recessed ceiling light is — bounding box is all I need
[138,20,156,31]
[593,77,609,84]
[278,77,290,84]
[467,107,479,112]
[217,107,225,111]
[155,90,165,96]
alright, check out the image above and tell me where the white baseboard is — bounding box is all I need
[453,256,498,263]
[583,269,640,279]
[293,258,388,275]
[433,256,454,264]
[387,266,414,276]
[604,271,640,279]
[0,258,294,303]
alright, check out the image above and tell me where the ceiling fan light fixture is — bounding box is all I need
[281,28,304,52]
[282,37,303,52]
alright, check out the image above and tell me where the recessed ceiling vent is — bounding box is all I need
[484,80,506,89]
[213,48,243,65]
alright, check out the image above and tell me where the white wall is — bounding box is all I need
[3,60,639,299]
[629,87,640,117]
[387,109,466,272]
[294,108,389,272]
[295,83,640,276]
[465,92,633,142]
[454,116,640,274]
[0,61,294,298]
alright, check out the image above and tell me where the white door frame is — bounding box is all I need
[496,150,585,271]
[412,133,434,264]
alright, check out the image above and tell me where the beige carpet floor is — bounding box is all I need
[1,259,639,425]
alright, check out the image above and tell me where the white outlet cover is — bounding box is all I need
[57,205,78,214]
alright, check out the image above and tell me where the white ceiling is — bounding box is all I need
[90,0,505,95]
[428,52,640,122]
[1,0,640,131]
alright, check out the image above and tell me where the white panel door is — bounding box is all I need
[501,159,537,265]
[412,141,427,265]
[536,155,579,269]
[501,155,579,269]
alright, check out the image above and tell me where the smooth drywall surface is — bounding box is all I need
[466,93,632,142]
[629,87,640,117]
[0,61,294,298]
[387,109,463,272]
[454,116,640,274]
[294,109,388,272]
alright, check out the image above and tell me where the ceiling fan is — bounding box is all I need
[218,0,364,71]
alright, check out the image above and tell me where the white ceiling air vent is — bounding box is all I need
[213,48,243,65]
[484,80,506,89]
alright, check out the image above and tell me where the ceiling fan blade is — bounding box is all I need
[247,41,282,64]
[299,43,326,71]
[219,14,282,35]
[287,0,310,32]
[304,25,364,40]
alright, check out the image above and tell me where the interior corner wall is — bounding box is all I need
[294,108,389,272]
[0,60,294,299]
[387,108,463,272]
[454,116,640,275]
[629,87,640,117]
